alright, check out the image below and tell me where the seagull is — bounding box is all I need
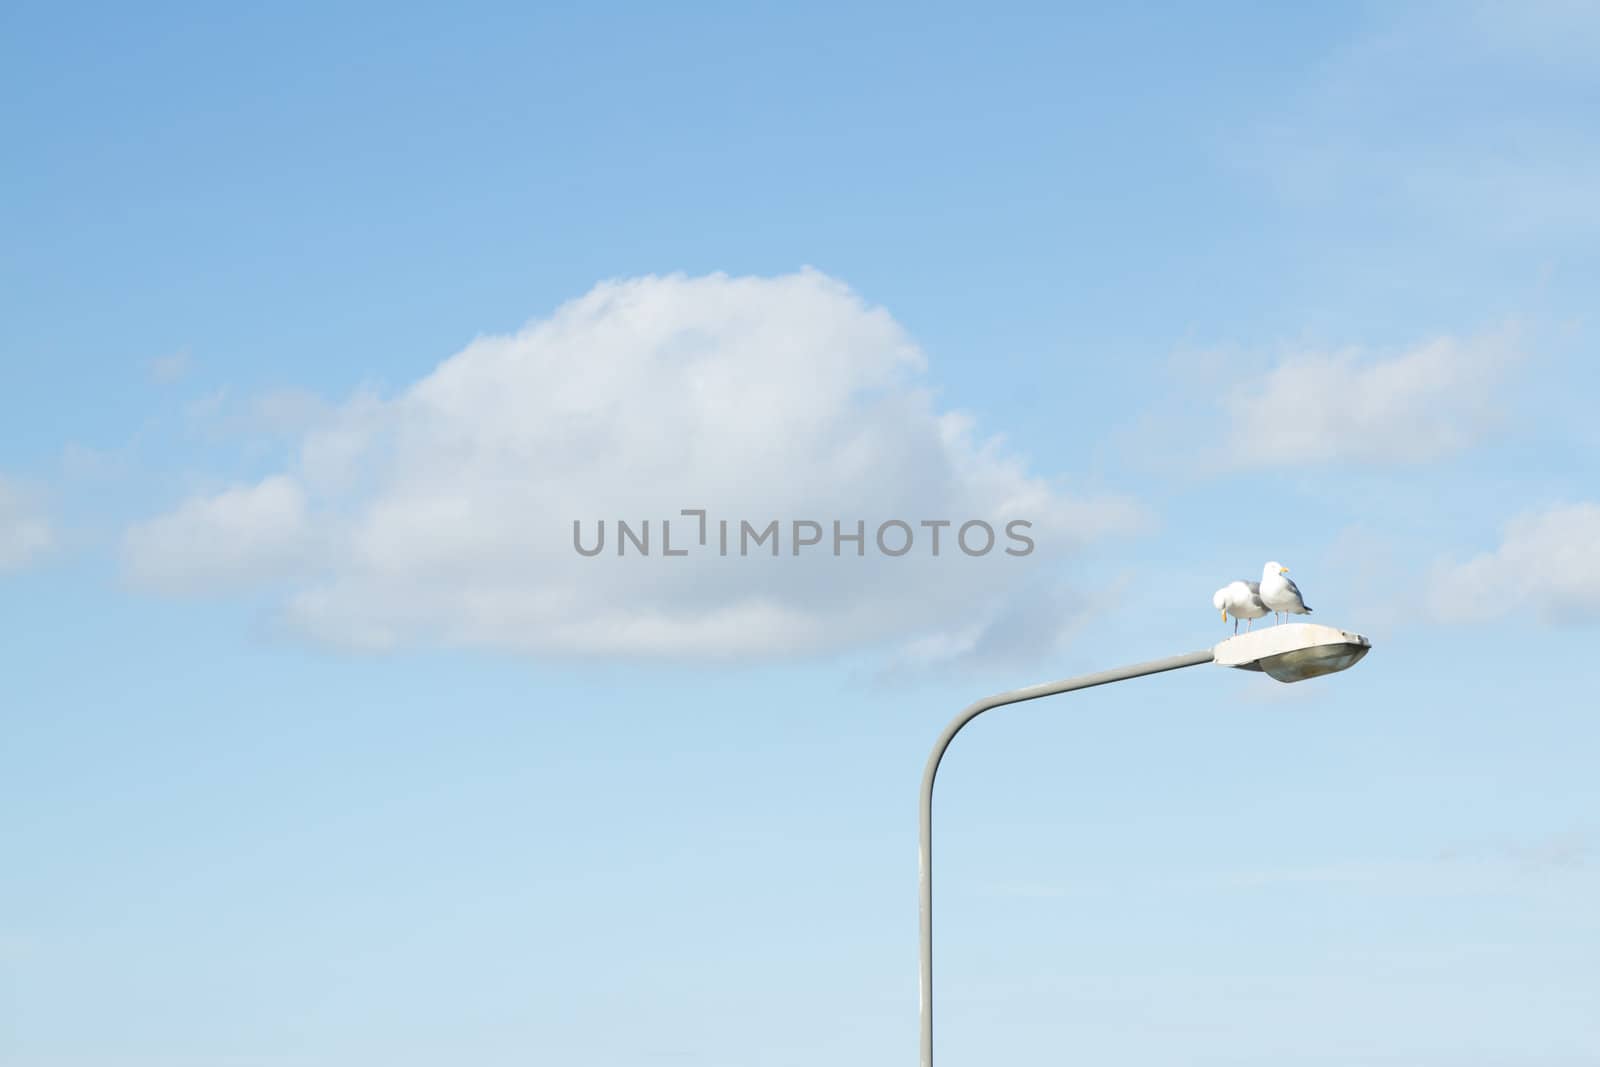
[1213,580,1269,634]
[1259,560,1312,624]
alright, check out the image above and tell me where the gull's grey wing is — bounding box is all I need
[1245,580,1267,609]
[1284,575,1311,610]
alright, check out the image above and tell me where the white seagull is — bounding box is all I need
[1213,580,1270,634]
[1259,560,1312,624]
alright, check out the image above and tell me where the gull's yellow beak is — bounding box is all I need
[1220,609,1228,621]
[1279,567,1289,574]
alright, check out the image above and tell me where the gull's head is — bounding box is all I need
[1264,560,1287,578]
[1213,586,1229,616]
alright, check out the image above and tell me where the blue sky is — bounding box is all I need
[3,3,1598,1064]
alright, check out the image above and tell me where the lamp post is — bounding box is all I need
[917,623,1371,1067]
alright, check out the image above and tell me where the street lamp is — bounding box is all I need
[917,622,1371,1067]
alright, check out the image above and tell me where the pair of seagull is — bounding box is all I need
[1213,560,1312,634]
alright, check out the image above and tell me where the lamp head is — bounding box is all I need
[1213,623,1370,683]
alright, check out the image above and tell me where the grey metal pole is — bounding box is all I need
[918,648,1215,1067]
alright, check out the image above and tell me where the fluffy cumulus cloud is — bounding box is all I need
[122,270,1145,660]
[0,477,53,572]
[1218,331,1523,467]
[1427,503,1600,625]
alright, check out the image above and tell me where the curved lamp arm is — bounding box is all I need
[918,649,1215,1067]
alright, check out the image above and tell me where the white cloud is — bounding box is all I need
[0,478,53,573]
[1218,331,1522,468]
[1428,502,1600,625]
[121,270,1146,661]
[123,475,312,593]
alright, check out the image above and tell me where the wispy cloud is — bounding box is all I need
[0,477,53,572]
[1217,331,1523,468]
[123,475,313,594]
[146,348,191,384]
[185,385,334,440]
[1130,329,1524,472]
[1435,828,1597,873]
[1239,3,1600,241]
[1428,502,1600,625]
